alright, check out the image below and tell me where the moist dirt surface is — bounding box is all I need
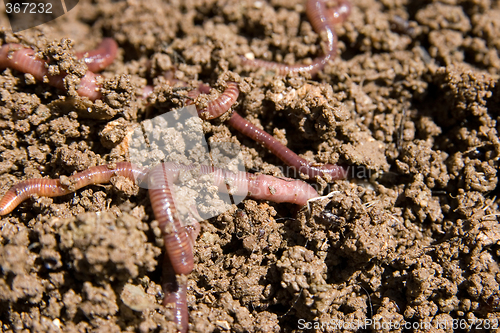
[0,0,499,332]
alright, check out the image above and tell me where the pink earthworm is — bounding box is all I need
[194,81,240,120]
[227,113,348,179]
[0,162,146,216]
[162,255,189,332]
[196,163,320,205]
[240,0,351,76]
[75,38,118,72]
[0,38,118,101]
[147,163,196,275]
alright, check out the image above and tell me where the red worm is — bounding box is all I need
[228,113,347,179]
[162,222,200,333]
[0,38,118,101]
[241,0,351,76]
[75,38,118,72]
[162,255,189,332]
[0,162,146,216]
[147,163,195,275]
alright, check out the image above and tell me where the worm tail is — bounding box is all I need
[162,254,189,333]
[161,221,200,333]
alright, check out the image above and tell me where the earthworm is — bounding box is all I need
[0,162,146,216]
[240,0,351,76]
[162,222,200,333]
[75,38,119,72]
[147,163,195,275]
[0,39,118,101]
[196,164,320,205]
[227,112,348,179]
[194,81,239,120]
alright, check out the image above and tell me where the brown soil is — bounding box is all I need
[0,0,499,332]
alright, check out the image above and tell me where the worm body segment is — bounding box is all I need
[75,38,118,72]
[228,113,348,179]
[161,222,199,333]
[147,164,195,275]
[162,254,189,332]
